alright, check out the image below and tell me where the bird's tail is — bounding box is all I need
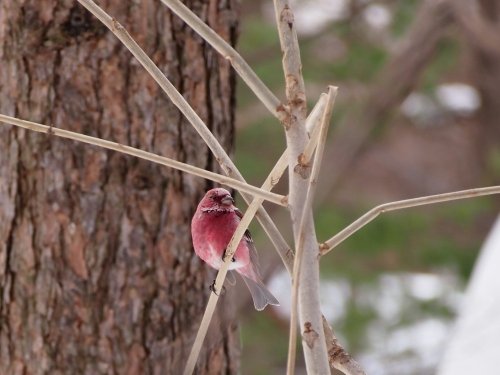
[241,275,280,311]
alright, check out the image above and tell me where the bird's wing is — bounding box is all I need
[234,208,254,245]
[235,208,262,278]
[226,271,236,286]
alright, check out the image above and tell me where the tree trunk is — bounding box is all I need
[465,0,500,182]
[0,0,239,374]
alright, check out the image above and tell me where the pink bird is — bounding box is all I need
[191,188,280,311]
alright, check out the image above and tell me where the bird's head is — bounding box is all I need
[199,188,235,212]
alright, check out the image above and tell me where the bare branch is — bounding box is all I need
[183,93,328,373]
[268,95,329,272]
[76,0,233,174]
[75,3,353,374]
[183,145,291,375]
[273,0,306,125]
[0,98,329,375]
[0,114,287,207]
[183,91,331,373]
[76,0,293,280]
[287,86,337,375]
[158,0,284,120]
[304,93,327,157]
[322,316,366,375]
[183,206,257,375]
[272,0,330,372]
[320,186,500,255]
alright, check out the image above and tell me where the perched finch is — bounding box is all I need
[191,188,280,311]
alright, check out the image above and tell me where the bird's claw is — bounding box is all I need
[221,248,236,262]
[209,280,226,296]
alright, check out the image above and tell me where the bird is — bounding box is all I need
[191,187,280,311]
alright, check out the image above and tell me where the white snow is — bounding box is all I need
[438,216,500,375]
[401,92,441,123]
[435,83,481,114]
[363,4,392,30]
[406,273,446,301]
[263,0,349,36]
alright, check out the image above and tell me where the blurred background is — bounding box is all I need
[231,0,500,373]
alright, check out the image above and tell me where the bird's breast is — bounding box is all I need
[192,211,251,269]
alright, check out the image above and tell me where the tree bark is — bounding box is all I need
[0,0,239,374]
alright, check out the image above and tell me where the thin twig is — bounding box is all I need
[182,206,256,375]
[273,0,330,372]
[76,0,293,277]
[158,0,284,120]
[183,149,290,375]
[273,0,306,121]
[1,99,331,375]
[0,114,287,207]
[74,3,347,373]
[320,186,500,255]
[183,94,327,373]
[304,93,327,158]
[286,86,337,375]
[76,0,232,175]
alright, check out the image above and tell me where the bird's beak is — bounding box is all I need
[221,195,234,206]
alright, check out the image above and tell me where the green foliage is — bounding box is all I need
[419,240,477,279]
[240,313,290,374]
[340,300,378,352]
[438,197,492,225]
[237,16,284,108]
[317,202,485,281]
[239,17,280,56]
[416,300,456,319]
[235,117,285,185]
[391,0,420,36]
[330,39,387,82]
[487,147,500,176]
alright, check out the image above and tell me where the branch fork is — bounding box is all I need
[4,1,497,375]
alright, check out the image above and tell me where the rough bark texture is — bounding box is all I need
[0,0,239,374]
